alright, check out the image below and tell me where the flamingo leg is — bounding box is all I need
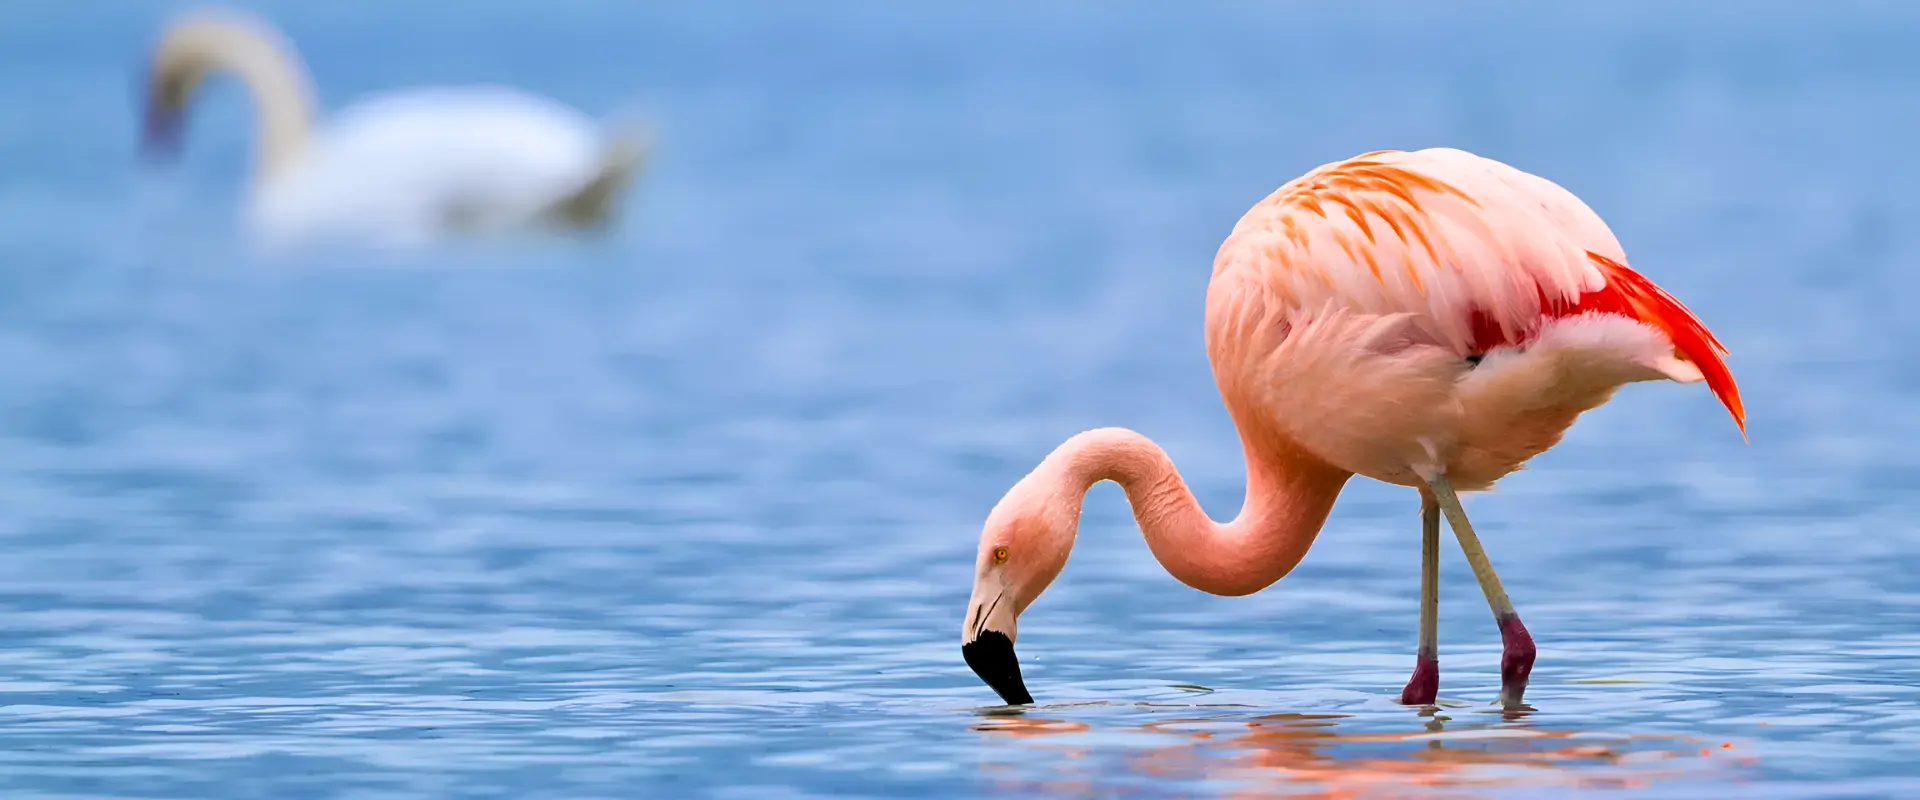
[1398,495,1440,705]
[1423,473,1535,708]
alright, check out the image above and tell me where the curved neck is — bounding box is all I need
[1045,426,1350,596]
[165,19,316,183]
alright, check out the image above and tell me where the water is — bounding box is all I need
[0,1,1916,796]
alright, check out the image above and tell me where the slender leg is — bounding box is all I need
[1398,495,1440,705]
[1423,473,1536,707]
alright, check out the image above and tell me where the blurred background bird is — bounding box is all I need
[140,7,648,253]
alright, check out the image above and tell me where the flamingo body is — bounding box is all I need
[961,147,1744,708]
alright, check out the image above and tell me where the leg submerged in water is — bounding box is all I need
[1423,474,1535,708]
[1398,495,1440,705]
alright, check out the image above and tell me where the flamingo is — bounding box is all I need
[960,147,1743,708]
[139,8,647,250]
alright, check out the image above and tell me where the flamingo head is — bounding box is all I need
[961,478,1077,706]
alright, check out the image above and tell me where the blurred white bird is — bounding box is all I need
[140,8,647,251]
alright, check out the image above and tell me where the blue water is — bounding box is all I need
[1,1,1917,797]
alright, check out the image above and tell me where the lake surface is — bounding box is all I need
[1,1,1917,797]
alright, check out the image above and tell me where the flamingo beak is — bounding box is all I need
[962,583,1032,705]
[963,629,1031,705]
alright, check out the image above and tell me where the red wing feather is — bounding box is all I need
[1463,253,1744,435]
[1575,253,1745,435]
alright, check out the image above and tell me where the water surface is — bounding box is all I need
[0,1,1915,797]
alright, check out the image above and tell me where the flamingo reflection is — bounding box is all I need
[972,709,1753,798]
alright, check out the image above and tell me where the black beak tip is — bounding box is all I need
[963,629,1034,706]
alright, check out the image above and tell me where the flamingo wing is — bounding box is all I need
[1211,147,1743,433]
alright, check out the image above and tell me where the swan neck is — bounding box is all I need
[236,38,313,183]
[166,18,315,183]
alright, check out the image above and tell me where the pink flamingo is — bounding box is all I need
[961,147,1744,708]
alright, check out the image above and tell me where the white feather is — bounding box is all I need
[249,87,629,250]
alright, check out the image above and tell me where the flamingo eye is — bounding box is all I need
[993,547,1009,564]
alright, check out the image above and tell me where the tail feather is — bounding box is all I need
[1576,253,1746,437]
[546,128,647,228]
